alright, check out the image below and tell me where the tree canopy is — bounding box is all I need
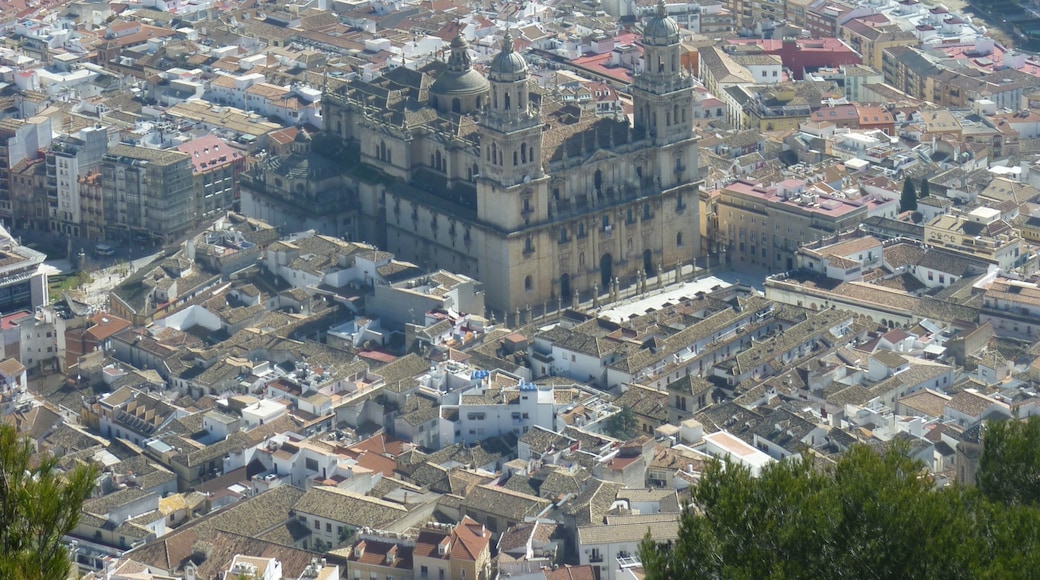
[900,177,918,212]
[0,423,97,580]
[604,405,639,440]
[640,437,1040,580]
[978,416,1040,507]
[919,176,930,199]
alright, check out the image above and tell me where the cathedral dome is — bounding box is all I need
[432,69,490,95]
[488,32,528,83]
[432,35,490,97]
[643,0,680,47]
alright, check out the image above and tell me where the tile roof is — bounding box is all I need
[577,516,679,545]
[463,485,550,522]
[898,389,951,418]
[544,565,598,580]
[946,390,1001,418]
[293,486,407,529]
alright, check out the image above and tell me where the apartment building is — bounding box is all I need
[715,179,868,271]
[101,143,194,244]
[924,208,1022,270]
[46,126,107,237]
[175,134,245,224]
[0,116,51,226]
[980,277,1040,339]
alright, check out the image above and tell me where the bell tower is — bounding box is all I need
[631,0,697,189]
[476,32,547,230]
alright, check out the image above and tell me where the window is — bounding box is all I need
[677,232,683,246]
[525,275,533,291]
[314,520,321,530]
[327,523,332,532]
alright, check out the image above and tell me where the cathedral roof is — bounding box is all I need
[432,34,490,96]
[540,104,638,164]
[266,149,339,181]
[431,68,490,96]
[643,0,680,47]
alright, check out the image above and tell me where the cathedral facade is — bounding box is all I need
[318,2,701,315]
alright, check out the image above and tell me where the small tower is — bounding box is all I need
[476,31,547,229]
[431,34,490,115]
[632,0,694,147]
[631,0,697,189]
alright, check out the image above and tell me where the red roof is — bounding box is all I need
[0,311,31,330]
[85,313,132,341]
[175,134,242,173]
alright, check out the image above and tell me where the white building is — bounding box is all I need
[577,517,679,580]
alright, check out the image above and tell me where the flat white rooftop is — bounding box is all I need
[597,275,732,323]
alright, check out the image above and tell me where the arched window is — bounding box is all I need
[435,150,442,171]
[521,143,527,163]
[579,252,585,266]
[504,92,511,110]
[676,232,683,246]
[514,150,518,166]
[452,98,461,113]
[524,275,533,291]
[491,143,497,165]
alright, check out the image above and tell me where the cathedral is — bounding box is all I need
[315,1,701,315]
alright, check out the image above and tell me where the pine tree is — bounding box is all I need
[0,423,97,580]
[900,177,918,212]
[640,441,1040,579]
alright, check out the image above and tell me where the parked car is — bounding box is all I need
[94,243,115,256]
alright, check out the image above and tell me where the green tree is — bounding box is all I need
[0,423,97,580]
[919,176,931,199]
[640,442,1040,580]
[978,417,1040,506]
[901,177,918,212]
[604,405,639,440]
